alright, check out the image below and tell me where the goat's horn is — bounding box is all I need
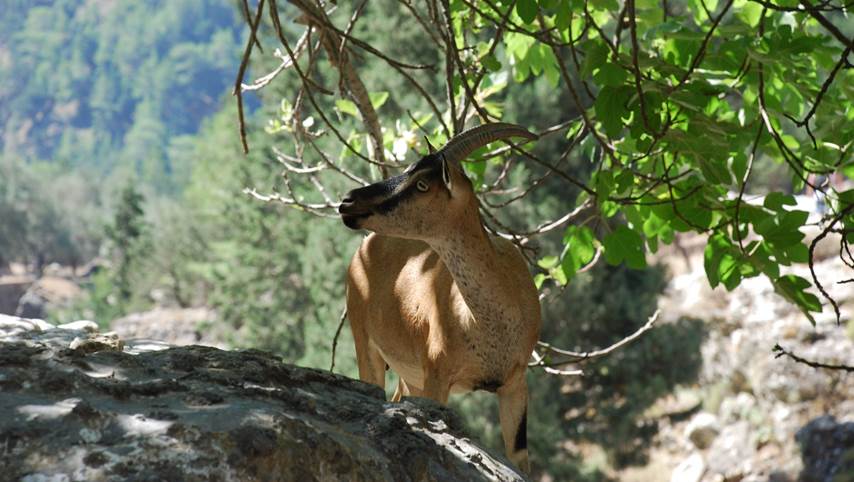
[440,123,538,164]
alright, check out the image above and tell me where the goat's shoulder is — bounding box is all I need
[350,234,447,285]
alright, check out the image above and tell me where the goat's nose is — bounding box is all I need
[338,196,355,214]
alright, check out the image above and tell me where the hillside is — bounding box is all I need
[0,0,244,189]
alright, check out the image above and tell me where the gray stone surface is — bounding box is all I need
[795,415,854,482]
[670,452,705,482]
[684,412,720,450]
[0,317,524,481]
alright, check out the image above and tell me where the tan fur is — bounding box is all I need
[342,161,541,472]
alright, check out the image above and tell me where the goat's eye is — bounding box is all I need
[416,179,430,192]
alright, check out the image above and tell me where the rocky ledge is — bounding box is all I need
[0,315,524,481]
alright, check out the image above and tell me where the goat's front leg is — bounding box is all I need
[498,371,529,473]
[421,364,450,404]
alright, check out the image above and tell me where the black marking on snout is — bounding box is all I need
[514,411,527,451]
[340,154,443,217]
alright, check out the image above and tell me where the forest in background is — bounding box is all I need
[1,0,851,480]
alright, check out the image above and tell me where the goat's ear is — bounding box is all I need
[441,154,453,192]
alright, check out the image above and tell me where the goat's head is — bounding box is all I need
[338,123,536,241]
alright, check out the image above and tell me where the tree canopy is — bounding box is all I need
[236,0,853,331]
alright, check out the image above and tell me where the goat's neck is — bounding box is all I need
[428,216,519,323]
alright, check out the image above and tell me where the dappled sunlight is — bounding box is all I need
[114,413,173,437]
[81,362,125,380]
[17,398,80,421]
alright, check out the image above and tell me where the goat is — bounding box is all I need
[338,123,541,472]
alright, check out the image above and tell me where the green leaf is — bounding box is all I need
[774,274,822,324]
[591,0,619,10]
[603,225,646,269]
[594,62,628,87]
[516,0,539,23]
[369,92,389,110]
[538,255,559,269]
[594,86,632,137]
[481,53,502,72]
[560,225,597,281]
[763,192,797,211]
[735,0,763,27]
[335,99,359,118]
[552,264,568,285]
[704,233,732,288]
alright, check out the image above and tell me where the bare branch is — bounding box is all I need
[533,310,660,365]
[233,0,267,154]
[244,187,339,217]
[808,203,854,325]
[330,306,348,372]
[773,343,854,372]
[241,30,312,92]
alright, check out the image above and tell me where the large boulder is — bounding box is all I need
[0,315,524,481]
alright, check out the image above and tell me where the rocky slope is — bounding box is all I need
[0,315,525,481]
[625,236,854,482]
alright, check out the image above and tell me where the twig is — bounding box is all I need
[808,203,854,325]
[734,126,764,253]
[773,343,854,372]
[669,0,735,94]
[533,309,660,365]
[529,350,584,376]
[240,0,264,52]
[798,0,854,51]
[241,31,312,92]
[627,0,657,137]
[233,0,267,154]
[330,306,348,372]
[785,46,852,149]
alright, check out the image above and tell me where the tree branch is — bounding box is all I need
[532,310,660,368]
[773,343,854,372]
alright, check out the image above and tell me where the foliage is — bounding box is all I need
[0,0,244,192]
[238,0,853,326]
[0,156,102,271]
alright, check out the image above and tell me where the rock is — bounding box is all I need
[685,412,720,449]
[670,452,705,482]
[56,320,99,332]
[706,421,754,479]
[14,277,82,319]
[0,275,34,315]
[795,415,854,482]
[0,314,55,337]
[719,393,758,425]
[644,386,703,420]
[15,289,46,319]
[68,332,124,353]
[0,317,524,481]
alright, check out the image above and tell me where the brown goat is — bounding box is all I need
[339,123,541,472]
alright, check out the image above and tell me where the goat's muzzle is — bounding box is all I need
[339,195,373,230]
